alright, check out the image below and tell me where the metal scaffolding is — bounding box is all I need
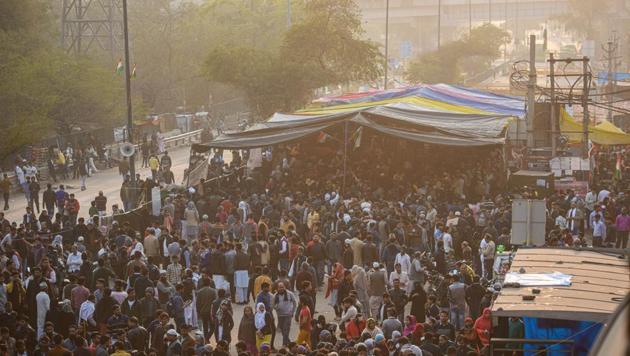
[61,0,123,58]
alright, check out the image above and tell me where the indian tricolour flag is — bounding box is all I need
[116,59,124,75]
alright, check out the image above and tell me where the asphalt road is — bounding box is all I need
[3,147,194,222]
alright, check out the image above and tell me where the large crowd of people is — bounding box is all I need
[0,136,626,356]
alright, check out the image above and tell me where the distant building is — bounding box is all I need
[356,0,569,61]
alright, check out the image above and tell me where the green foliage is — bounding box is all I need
[203,0,382,118]
[0,0,127,160]
[556,0,612,39]
[405,24,510,84]
[128,0,294,112]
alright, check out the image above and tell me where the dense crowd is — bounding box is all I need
[0,138,626,356]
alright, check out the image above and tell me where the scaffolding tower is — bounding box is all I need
[61,0,123,58]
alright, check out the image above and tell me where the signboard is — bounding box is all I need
[549,156,590,177]
[511,199,546,246]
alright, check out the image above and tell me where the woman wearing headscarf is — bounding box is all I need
[183,201,199,242]
[215,299,234,345]
[410,323,425,346]
[361,318,382,339]
[474,307,492,347]
[238,305,258,355]
[403,315,417,337]
[351,265,369,317]
[345,313,366,341]
[409,282,427,323]
[254,302,273,351]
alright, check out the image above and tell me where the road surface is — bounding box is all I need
[4,147,194,222]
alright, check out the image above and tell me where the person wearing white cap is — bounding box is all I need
[367,263,388,320]
[165,328,182,356]
[36,282,50,339]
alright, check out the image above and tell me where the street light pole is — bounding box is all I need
[384,0,389,90]
[122,0,136,207]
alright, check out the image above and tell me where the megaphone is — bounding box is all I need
[120,142,136,157]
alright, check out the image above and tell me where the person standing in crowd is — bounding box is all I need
[65,193,80,227]
[592,214,607,247]
[481,234,496,280]
[94,191,107,217]
[447,274,467,330]
[0,174,10,211]
[272,282,296,347]
[615,207,630,249]
[148,154,160,180]
[296,295,312,347]
[254,303,273,351]
[368,262,388,320]
[28,177,40,213]
[238,305,257,355]
[42,184,55,216]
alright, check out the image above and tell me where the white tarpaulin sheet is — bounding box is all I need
[504,272,573,286]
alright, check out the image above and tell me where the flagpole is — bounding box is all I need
[122,0,136,209]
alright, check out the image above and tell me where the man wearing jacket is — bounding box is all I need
[272,282,296,346]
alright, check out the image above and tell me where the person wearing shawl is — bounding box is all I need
[474,308,492,346]
[238,305,258,355]
[162,198,174,233]
[362,318,382,339]
[326,262,344,318]
[351,265,370,317]
[183,201,199,242]
[344,313,366,341]
[254,302,273,351]
[403,315,417,337]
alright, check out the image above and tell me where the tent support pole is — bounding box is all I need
[342,120,348,195]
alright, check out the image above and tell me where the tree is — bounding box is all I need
[557,0,613,40]
[405,24,510,84]
[203,0,382,118]
[0,0,132,161]
[128,0,294,113]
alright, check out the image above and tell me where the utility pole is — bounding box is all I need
[122,0,136,207]
[489,0,492,23]
[526,34,536,149]
[504,0,508,61]
[582,57,590,158]
[287,0,292,28]
[603,39,618,121]
[549,52,557,156]
[437,0,441,49]
[547,55,591,158]
[384,0,390,89]
[469,0,473,35]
